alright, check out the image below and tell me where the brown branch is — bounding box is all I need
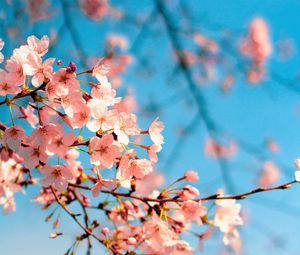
[69,180,298,204]
[0,83,47,106]
[201,180,297,201]
[50,186,114,253]
[73,191,93,255]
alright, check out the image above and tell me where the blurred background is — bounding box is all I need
[1,0,300,254]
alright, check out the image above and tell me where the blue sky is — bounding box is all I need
[1,0,300,254]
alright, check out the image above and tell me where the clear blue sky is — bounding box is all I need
[1,0,300,254]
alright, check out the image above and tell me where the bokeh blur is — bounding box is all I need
[1,0,300,254]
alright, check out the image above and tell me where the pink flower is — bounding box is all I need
[161,240,194,255]
[214,198,243,233]
[223,227,242,253]
[92,58,110,84]
[114,112,140,145]
[45,68,80,101]
[26,0,53,23]
[240,18,272,83]
[5,56,25,86]
[39,102,61,124]
[184,170,199,182]
[104,55,133,88]
[136,171,164,195]
[32,188,56,205]
[88,84,121,108]
[91,177,117,197]
[259,161,280,186]
[193,33,218,53]
[29,123,62,145]
[23,53,55,87]
[89,134,121,168]
[2,125,26,151]
[41,164,73,192]
[178,185,199,200]
[241,17,272,65]
[27,35,49,56]
[0,158,23,197]
[86,105,116,132]
[65,104,91,129]
[80,0,109,21]
[101,227,110,236]
[60,90,85,117]
[181,200,207,223]
[19,141,48,169]
[114,87,138,113]
[147,144,162,163]
[118,155,153,181]
[64,149,81,180]
[16,106,38,128]
[205,138,237,158]
[0,69,21,96]
[47,132,76,158]
[141,213,177,254]
[149,118,164,146]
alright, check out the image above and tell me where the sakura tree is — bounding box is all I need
[1,1,300,255]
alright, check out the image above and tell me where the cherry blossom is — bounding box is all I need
[149,117,164,146]
[89,134,121,168]
[114,112,140,145]
[0,69,21,96]
[86,105,116,132]
[23,53,55,87]
[91,177,117,197]
[118,152,153,181]
[2,125,27,151]
[80,0,109,21]
[46,132,76,158]
[16,106,39,128]
[181,200,207,223]
[205,138,237,158]
[259,161,280,186]
[27,35,50,56]
[41,164,74,192]
[214,196,243,249]
[92,58,110,84]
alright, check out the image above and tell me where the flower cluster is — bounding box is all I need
[3,34,290,255]
[240,17,272,83]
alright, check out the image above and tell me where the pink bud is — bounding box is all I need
[101,227,110,235]
[68,61,77,72]
[184,170,199,182]
[56,60,62,65]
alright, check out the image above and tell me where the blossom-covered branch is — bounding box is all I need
[0,8,299,252]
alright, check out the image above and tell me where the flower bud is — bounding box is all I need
[68,61,77,72]
[184,170,199,182]
[101,227,109,235]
